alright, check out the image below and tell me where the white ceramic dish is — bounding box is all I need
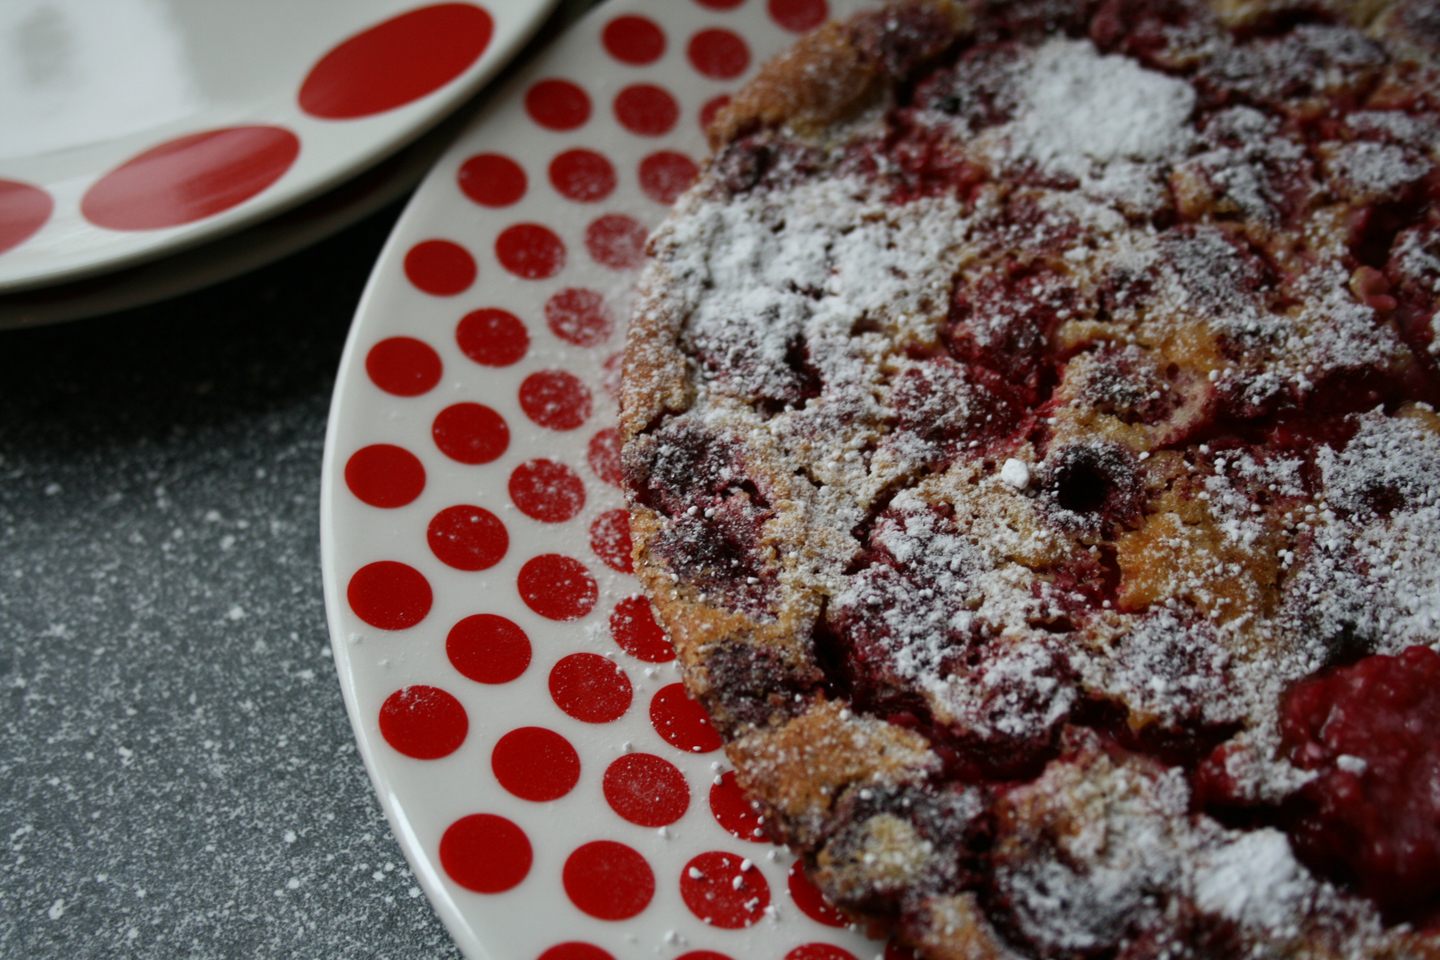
[0,0,560,294]
[0,101,443,329]
[321,1,903,958]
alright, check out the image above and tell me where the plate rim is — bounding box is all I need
[0,0,563,295]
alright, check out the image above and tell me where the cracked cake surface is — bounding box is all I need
[619,0,1440,956]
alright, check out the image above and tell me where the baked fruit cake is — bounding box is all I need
[619,0,1440,956]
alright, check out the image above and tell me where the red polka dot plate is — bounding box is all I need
[320,1,890,958]
[0,0,559,294]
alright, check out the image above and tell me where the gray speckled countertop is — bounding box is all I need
[0,203,465,959]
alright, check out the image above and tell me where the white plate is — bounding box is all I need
[0,99,446,329]
[321,1,905,958]
[0,0,560,293]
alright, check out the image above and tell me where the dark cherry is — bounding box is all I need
[1278,645,1440,925]
[968,0,1097,43]
[1110,905,1248,960]
[631,419,758,517]
[1033,545,1120,617]
[648,495,773,615]
[1089,0,1214,65]
[1040,443,1143,533]
[711,135,826,199]
[713,137,776,195]
[1387,223,1440,352]
[1262,413,1363,456]
[868,121,991,204]
[891,359,1030,467]
[847,0,963,79]
[1351,201,1422,270]
[945,263,1074,407]
[911,42,1027,130]
[704,641,821,732]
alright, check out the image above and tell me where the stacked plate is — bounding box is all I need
[0,0,563,326]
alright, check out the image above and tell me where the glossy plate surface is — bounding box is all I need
[0,0,559,292]
[321,1,899,958]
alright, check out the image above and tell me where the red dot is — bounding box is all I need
[440,813,532,893]
[589,511,633,573]
[549,652,632,722]
[610,596,674,663]
[545,288,614,347]
[492,726,581,802]
[447,614,531,684]
[459,153,527,207]
[510,459,586,523]
[549,150,617,204]
[520,370,592,431]
[456,308,529,367]
[687,29,750,79]
[585,215,648,271]
[366,337,442,396]
[379,685,468,759]
[299,4,492,118]
[0,180,52,255]
[769,0,828,31]
[587,428,624,487]
[614,84,679,136]
[526,79,591,130]
[679,850,770,928]
[789,860,849,927]
[603,753,689,827]
[82,126,299,230]
[602,352,625,402]
[519,555,599,621]
[710,770,768,842]
[787,947,858,960]
[428,504,508,571]
[700,94,732,131]
[603,15,666,65]
[348,561,432,630]
[651,683,722,753]
[495,223,566,280]
[638,152,700,206]
[538,945,616,960]
[404,239,476,295]
[433,403,509,465]
[563,841,655,920]
[345,444,426,508]
[694,0,746,8]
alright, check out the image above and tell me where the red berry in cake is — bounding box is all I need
[1281,645,1440,924]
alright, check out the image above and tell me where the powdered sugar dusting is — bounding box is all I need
[1192,828,1316,932]
[1010,38,1197,174]
[1326,140,1430,202]
[624,2,1440,956]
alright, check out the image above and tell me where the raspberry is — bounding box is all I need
[1280,645,1440,924]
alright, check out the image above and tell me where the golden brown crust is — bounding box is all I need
[617,266,691,447]
[906,893,1027,960]
[707,19,880,149]
[706,1,971,149]
[729,699,938,830]
[1208,0,1390,29]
